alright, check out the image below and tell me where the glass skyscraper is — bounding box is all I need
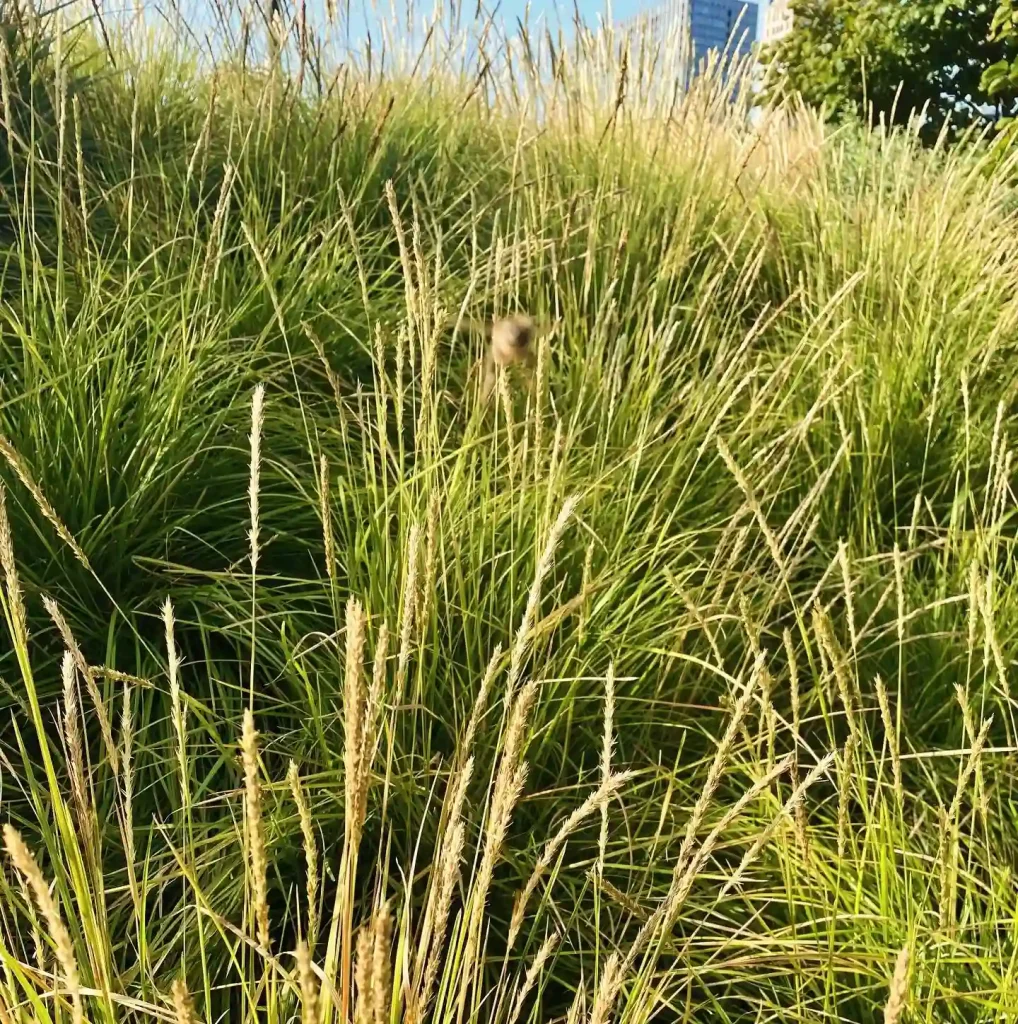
[618,0,759,66]
[689,0,758,64]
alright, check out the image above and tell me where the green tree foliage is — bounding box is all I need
[761,0,1018,141]
[982,0,1018,120]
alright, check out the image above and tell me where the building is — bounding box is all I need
[762,0,794,45]
[616,0,689,41]
[618,0,759,66]
[689,0,759,64]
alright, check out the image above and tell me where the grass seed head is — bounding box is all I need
[883,946,910,1024]
[297,940,320,1024]
[241,709,270,948]
[4,825,81,1024]
[171,977,197,1024]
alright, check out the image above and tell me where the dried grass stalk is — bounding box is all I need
[61,652,88,830]
[0,434,91,569]
[954,684,988,819]
[714,752,836,901]
[353,921,374,1024]
[241,709,271,949]
[4,825,82,1024]
[198,162,236,291]
[673,666,761,876]
[716,437,788,586]
[344,598,367,845]
[586,672,764,1024]
[883,946,910,1024]
[396,525,420,697]
[598,663,616,877]
[411,758,474,1024]
[413,818,465,1023]
[837,730,857,861]
[370,901,393,1024]
[248,384,265,576]
[0,483,27,644]
[319,453,335,582]
[588,951,623,1024]
[506,932,560,1024]
[507,496,578,699]
[289,761,320,945]
[459,644,503,766]
[163,599,188,810]
[417,492,440,643]
[45,595,118,773]
[462,748,530,990]
[509,770,635,946]
[893,544,906,644]
[171,977,198,1024]
[121,683,137,887]
[593,873,650,920]
[297,939,319,1024]
[783,628,810,859]
[812,605,857,736]
[837,540,857,653]
[365,622,389,769]
[875,676,903,805]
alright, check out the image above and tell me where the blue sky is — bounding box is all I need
[297,0,766,45]
[173,0,769,64]
[326,0,769,57]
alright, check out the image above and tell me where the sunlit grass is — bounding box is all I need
[0,1,1017,1021]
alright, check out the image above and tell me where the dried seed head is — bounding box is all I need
[297,940,320,1024]
[812,605,857,735]
[463,760,529,978]
[783,629,809,857]
[715,437,788,585]
[319,453,335,582]
[363,622,389,783]
[588,951,623,1024]
[248,384,266,576]
[415,817,466,1020]
[241,709,270,949]
[163,598,188,808]
[460,644,503,766]
[837,730,857,861]
[121,683,136,871]
[503,678,539,769]
[883,946,910,1024]
[354,923,374,1024]
[344,598,368,844]
[875,676,903,806]
[396,525,420,698]
[171,977,197,1024]
[0,433,91,569]
[4,825,81,1024]
[507,496,578,700]
[371,902,393,1024]
[61,652,88,827]
[45,594,118,773]
[598,663,616,877]
[714,752,834,903]
[510,770,635,947]
[288,761,319,944]
[0,482,27,643]
[506,931,559,1024]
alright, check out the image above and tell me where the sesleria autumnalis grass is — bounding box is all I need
[0,0,1016,1020]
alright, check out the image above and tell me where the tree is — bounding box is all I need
[760,0,1018,141]
[981,0,1018,121]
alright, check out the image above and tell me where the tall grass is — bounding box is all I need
[0,0,1017,1020]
